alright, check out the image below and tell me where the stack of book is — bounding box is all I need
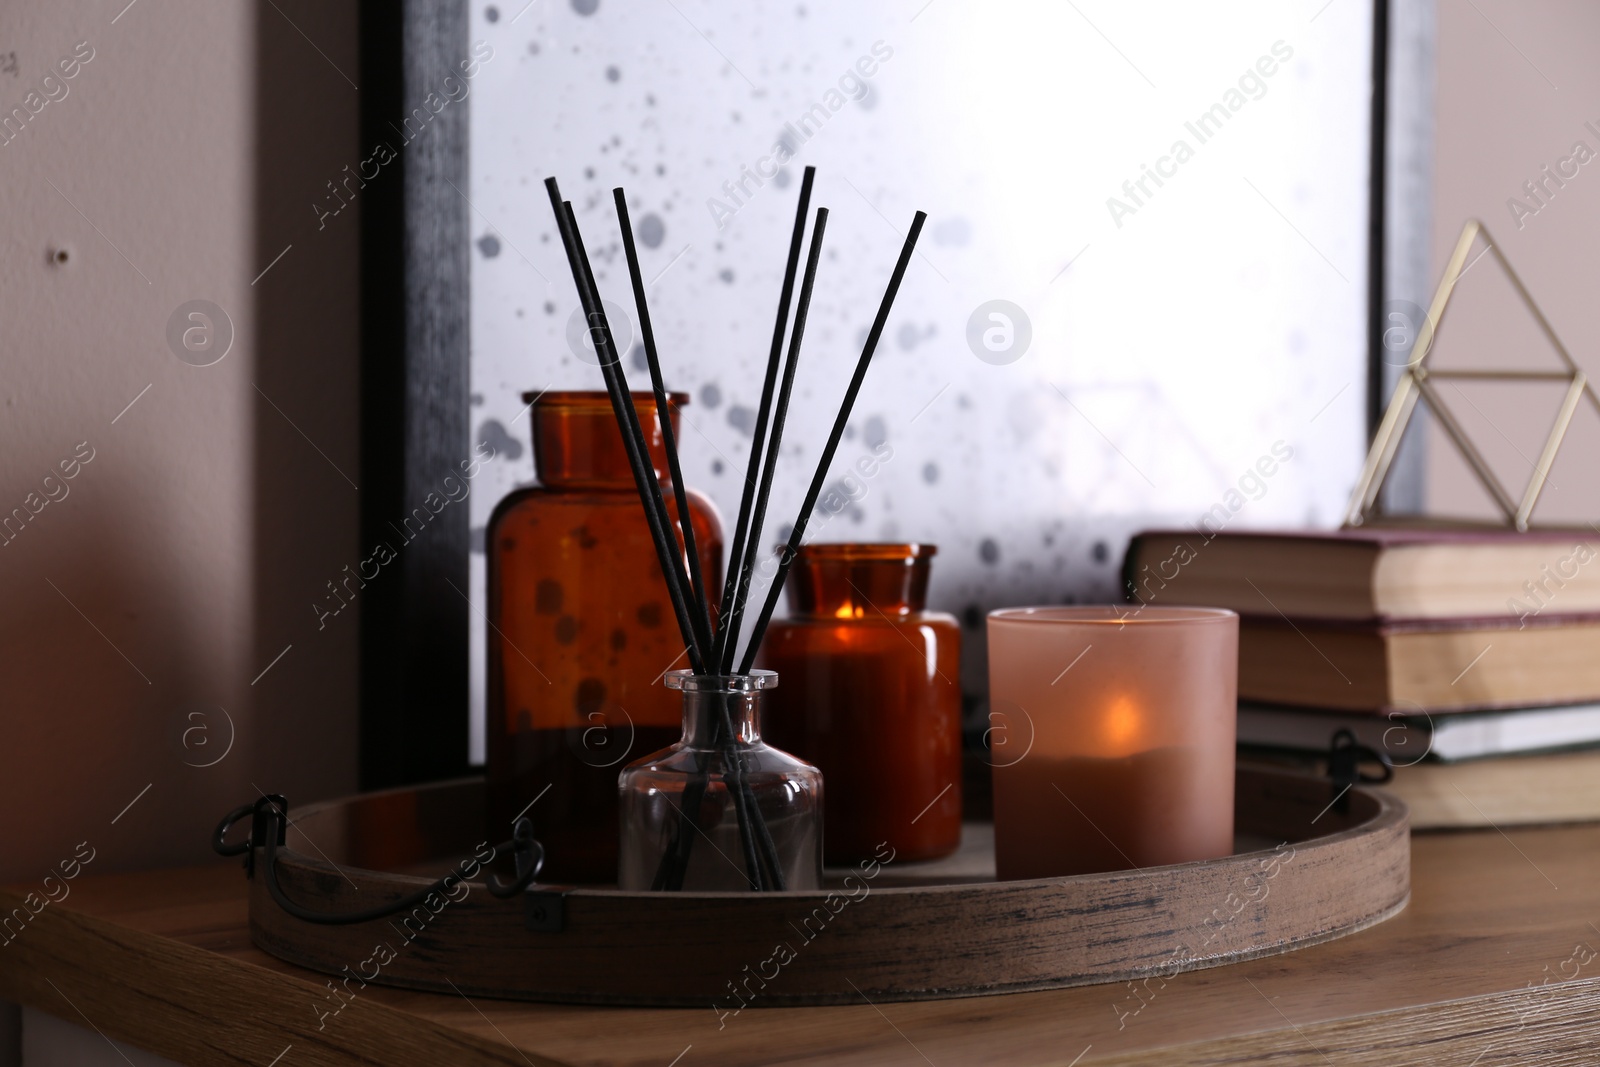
[1124,526,1600,829]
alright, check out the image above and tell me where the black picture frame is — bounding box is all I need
[355,0,1432,788]
[358,0,472,789]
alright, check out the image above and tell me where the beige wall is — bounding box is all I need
[0,0,359,881]
[1426,0,1600,524]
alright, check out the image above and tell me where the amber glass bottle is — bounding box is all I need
[486,390,722,885]
[757,543,962,864]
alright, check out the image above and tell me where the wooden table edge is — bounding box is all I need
[0,885,576,1067]
[1,857,1596,1066]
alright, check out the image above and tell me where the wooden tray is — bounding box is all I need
[247,768,1408,1006]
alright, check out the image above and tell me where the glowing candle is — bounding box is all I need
[987,607,1237,880]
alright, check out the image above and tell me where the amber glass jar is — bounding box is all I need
[757,543,962,864]
[486,390,722,884]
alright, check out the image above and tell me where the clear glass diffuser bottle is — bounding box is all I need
[618,671,823,892]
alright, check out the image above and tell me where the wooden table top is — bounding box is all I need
[2,823,1598,1066]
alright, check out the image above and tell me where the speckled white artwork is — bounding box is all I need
[467,0,1374,760]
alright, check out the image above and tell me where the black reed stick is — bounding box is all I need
[697,206,830,889]
[729,693,787,890]
[737,211,928,674]
[719,206,829,674]
[653,769,705,890]
[710,166,816,670]
[705,206,830,886]
[716,709,765,890]
[612,188,715,644]
[543,178,709,672]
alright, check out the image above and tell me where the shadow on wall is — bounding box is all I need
[249,0,363,815]
[0,483,220,876]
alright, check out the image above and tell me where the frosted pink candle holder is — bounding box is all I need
[987,606,1238,880]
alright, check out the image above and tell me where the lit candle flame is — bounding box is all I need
[1104,695,1142,751]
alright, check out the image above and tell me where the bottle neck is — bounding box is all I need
[785,545,935,619]
[680,689,762,748]
[531,391,685,489]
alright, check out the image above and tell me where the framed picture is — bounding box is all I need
[363,0,1434,783]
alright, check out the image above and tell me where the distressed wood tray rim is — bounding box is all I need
[247,768,1410,1006]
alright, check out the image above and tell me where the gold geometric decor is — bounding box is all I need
[1345,219,1600,531]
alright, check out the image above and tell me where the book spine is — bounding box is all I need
[1120,535,1140,604]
